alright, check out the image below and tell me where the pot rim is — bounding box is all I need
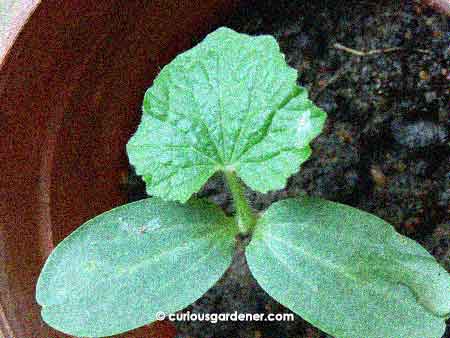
[0,0,41,68]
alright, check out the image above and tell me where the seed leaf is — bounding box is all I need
[127,27,326,202]
[246,197,450,338]
[36,198,238,337]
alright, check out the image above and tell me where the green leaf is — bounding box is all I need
[36,198,238,337]
[127,27,326,202]
[246,197,450,338]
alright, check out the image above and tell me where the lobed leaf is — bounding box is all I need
[246,197,450,338]
[127,27,326,202]
[36,198,238,337]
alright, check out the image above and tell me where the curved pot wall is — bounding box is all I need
[0,1,238,337]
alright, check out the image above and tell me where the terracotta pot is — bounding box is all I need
[0,1,238,337]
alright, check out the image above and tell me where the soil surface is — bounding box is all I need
[128,0,449,337]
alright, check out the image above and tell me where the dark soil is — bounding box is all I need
[128,0,449,337]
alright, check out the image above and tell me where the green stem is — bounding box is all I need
[224,170,256,235]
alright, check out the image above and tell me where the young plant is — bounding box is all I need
[36,27,450,338]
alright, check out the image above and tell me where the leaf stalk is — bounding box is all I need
[224,170,256,235]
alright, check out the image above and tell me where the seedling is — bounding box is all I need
[36,27,450,338]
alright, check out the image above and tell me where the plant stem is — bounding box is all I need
[224,170,256,235]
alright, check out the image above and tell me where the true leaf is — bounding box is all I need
[127,27,326,202]
[36,198,238,337]
[246,197,450,338]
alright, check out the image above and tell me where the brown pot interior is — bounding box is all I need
[0,1,238,337]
